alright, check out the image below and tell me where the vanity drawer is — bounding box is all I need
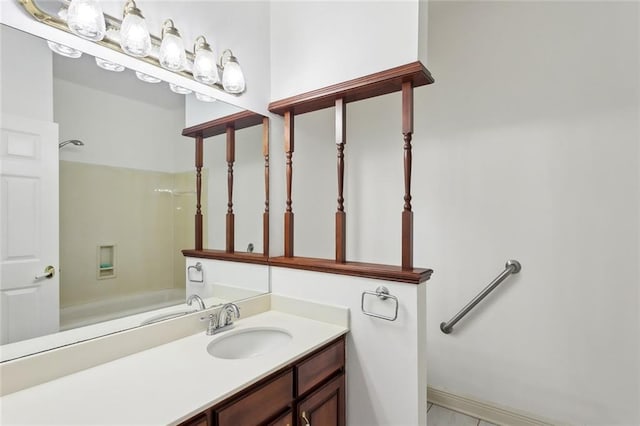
[296,337,345,396]
[216,370,293,426]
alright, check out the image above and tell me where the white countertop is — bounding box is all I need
[0,310,348,425]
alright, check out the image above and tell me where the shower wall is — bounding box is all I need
[53,69,196,311]
[59,162,202,308]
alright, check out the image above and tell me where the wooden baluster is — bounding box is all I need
[284,110,294,257]
[262,117,270,257]
[226,125,235,253]
[195,136,203,251]
[335,98,347,263]
[402,81,414,269]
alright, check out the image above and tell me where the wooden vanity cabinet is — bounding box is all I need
[179,335,345,426]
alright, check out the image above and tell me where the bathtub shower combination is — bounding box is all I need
[59,288,185,330]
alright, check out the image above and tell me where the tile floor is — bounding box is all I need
[427,403,498,426]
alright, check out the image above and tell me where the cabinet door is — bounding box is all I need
[268,409,293,426]
[297,373,345,426]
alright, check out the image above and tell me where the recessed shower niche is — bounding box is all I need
[97,244,116,280]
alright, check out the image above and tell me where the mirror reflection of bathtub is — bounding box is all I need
[0,23,269,362]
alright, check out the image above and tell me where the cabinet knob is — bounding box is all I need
[301,411,311,426]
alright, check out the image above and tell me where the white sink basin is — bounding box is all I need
[206,327,292,359]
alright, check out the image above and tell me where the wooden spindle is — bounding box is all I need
[226,125,235,253]
[284,110,294,257]
[401,81,414,269]
[262,117,270,257]
[195,136,203,251]
[335,98,347,263]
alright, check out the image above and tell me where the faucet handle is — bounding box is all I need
[206,313,219,335]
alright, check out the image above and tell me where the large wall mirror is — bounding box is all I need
[0,23,269,362]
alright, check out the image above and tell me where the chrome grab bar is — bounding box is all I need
[440,260,521,334]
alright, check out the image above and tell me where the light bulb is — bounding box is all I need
[47,41,82,58]
[119,0,151,57]
[195,92,217,102]
[221,51,245,94]
[67,0,106,41]
[192,36,218,85]
[159,19,186,71]
[95,57,125,72]
[135,71,161,83]
[169,83,192,95]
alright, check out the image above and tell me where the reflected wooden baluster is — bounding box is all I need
[401,81,414,270]
[284,110,294,257]
[226,125,235,253]
[263,117,270,257]
[195,136,203,251]
[335,98,347,263]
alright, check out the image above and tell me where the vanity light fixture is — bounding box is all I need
[47,41,83,58]
[169,83,192,95]
[219,49,246,94]
[159,19,186,71]
[66,0,106,41]
[195,92,217,102]
[135,71,161,83]
[119,0,152,57]
[192,36,219,85]
[95,57,125,72]
[20,0,247,96]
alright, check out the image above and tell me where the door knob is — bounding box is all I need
[35,265,55,280]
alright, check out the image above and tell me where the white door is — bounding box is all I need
[0,114,59,344]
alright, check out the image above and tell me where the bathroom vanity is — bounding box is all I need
[0,300,349,426]
[181,336,345,426]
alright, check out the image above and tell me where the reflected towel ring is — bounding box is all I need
[187,262,204,283]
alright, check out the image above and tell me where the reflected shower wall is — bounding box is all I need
[59,161,205,329]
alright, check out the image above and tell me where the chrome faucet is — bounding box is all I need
[206,303,240,335]
[219,303,241,327]
[186,294,206,311]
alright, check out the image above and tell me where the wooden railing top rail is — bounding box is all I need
[268,61,434,116]
[182,110,266,139]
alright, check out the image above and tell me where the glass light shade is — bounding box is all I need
[195,92,217,102]
[222,59,246,94]
[193,48,218,85]
[95,57,125,72]
[135,71,161,83]
[47,41,82,58]
[120,13,151,57]
[67,0,106,41]
[159,30,186,71]
[169,83,192,95]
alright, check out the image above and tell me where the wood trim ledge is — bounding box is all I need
[269,256,432,284]
[182,249,271,265]
[268,61,434,116]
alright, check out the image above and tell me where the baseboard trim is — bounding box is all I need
[427,387,557,426]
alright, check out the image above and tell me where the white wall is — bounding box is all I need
[0,25,52,122]
[270,0,420,100]
[424,3,638,424]
[270,1,639,424]
[271,269,426,426]
[54,76,187,173]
